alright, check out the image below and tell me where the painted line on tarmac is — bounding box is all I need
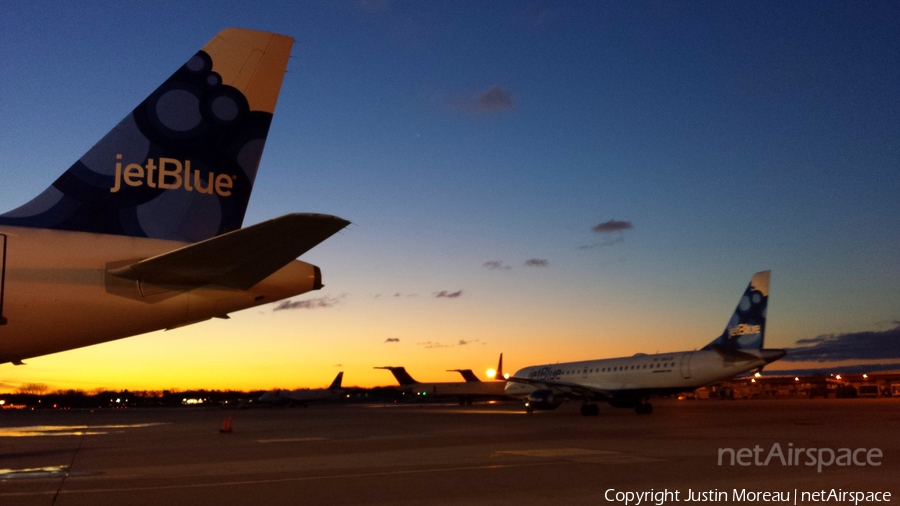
[0,461,577,497]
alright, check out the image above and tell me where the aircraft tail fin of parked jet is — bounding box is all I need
[448,369,481,382]
[328,372,344,390]
[374,366,419,386]
[0,28,293,243]
[702,270,769,352]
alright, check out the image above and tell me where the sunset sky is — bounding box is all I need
[1,1,898,392]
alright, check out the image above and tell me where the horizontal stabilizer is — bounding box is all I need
[108,213,349,290]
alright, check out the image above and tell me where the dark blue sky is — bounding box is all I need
[1,1,898,388]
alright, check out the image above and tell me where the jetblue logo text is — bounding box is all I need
[110,155,234,197]
[528,367,563,381]
[729,323,761,337]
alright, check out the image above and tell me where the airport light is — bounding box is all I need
[754,372,762,378]
[836,375,842,380]
[863,374,868,379]
[795,377,799,381]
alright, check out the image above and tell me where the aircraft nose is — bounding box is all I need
[761,349,787,363]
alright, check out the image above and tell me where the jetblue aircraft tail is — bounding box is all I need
[702,270,769,352]
[0,28,349,364]
[328,372,344,390]
[0,28,292,243]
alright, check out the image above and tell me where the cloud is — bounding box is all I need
[475,86,513,111]
[384,338,400,343]
[459,339,469,346]
[524,259,549,267]
[783,326,900,362]
[417,341,452,349]
[434,290,463,298]
[483,260,511,270]
[273,295,344,311]
[592,220,633,233]
[580,219,633,249]
[334,363,343,367]
[454,86,514,113]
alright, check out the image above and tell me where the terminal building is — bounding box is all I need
[694,372,900,400]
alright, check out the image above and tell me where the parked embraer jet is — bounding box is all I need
[505,271,786,415]
[376,354,507,405]
[0,28,348,364]
[259,372,345,407]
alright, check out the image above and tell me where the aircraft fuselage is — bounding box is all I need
[0,225,319,363]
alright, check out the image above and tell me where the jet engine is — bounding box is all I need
[526,389,563,411]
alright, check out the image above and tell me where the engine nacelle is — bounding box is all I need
[526,389,563,411]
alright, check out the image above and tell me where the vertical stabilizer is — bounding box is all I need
[448,369,482,382]
[375,366,419,386]
[703,271,770,351]
[328,372,344,390]
[0,28,293,243]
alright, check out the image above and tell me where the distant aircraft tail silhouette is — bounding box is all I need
[328,372,344,390]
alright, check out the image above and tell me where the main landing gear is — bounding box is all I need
[634,402,653,415]
[580,403,600,416]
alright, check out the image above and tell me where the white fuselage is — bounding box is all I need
[505,349,771,398]
[0,226,319,363]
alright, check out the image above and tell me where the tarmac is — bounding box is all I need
[1,398,897,506]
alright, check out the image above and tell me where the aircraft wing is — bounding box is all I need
[506,376,614,401]
[108,213,349,290]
